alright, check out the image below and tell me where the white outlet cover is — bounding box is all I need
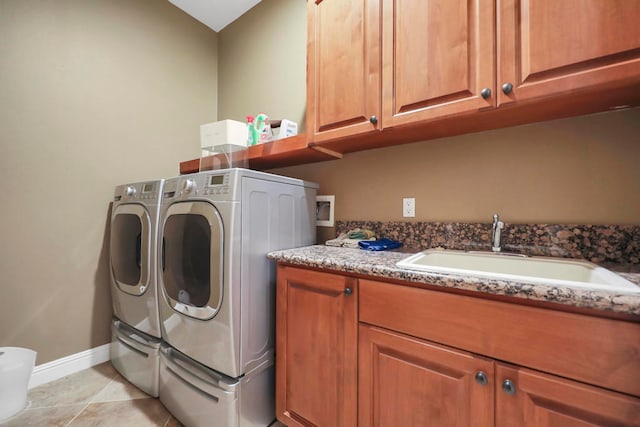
[316,195,335,227]
[403,198,416,218]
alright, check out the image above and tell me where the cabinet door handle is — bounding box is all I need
[344,287,353,296]
[480,88,491,99]
[501,82,513,94]
[369,115,378,125]
[474,371,488,386]
[502,379,516,395]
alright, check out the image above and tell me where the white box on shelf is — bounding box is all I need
[273,119,298,140]
[200,120,247,150]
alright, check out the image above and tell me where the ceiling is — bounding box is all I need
[169,0,262,32]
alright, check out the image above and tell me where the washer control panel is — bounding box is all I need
[139,182,159,200]
[204,172,230,196]
[114,181,161,202]
[164,172,233,200]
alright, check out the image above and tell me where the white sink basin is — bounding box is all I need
[396,249,640,294]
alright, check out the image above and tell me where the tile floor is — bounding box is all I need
[0,362,286,427]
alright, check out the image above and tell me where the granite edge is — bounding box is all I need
[268,245,640,317]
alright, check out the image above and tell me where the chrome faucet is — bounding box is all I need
[491,213,504,252]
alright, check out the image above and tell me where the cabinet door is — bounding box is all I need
[498,0,640,106]
[275,266,358,427]
[381,0,495,128]
[496,364,640,427]
[307,0,381,142]
[359,324,494,427]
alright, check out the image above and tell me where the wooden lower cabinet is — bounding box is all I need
[275,266,358,427]
[496,364,640,427]
[358,325,494,427]
[359,325,640,427]
[276,266,640,426]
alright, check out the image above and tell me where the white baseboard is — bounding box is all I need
[29,343,111,389]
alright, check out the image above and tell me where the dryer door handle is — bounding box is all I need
[136,233,142,269]
[161,237,166,272]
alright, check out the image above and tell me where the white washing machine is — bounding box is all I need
[157,168,317,427]
[109,179,164,397]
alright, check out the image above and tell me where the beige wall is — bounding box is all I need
[217,0,306,131]
[0,0,218,364]
[217,0,640,230]
[273,108,640,230]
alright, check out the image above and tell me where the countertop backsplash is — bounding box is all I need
[335,221,640,265]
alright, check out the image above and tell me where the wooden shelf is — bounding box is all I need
[179,134,339,174]
[180,80,640,176]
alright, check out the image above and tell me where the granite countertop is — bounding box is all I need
[268,245,640,317]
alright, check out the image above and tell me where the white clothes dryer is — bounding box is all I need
[109,179,165,396]
[157,169,316,427]
[158,169,316,377]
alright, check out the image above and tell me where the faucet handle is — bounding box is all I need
[491,213,505,252]
[492,213,503,229]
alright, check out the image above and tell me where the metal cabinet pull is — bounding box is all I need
[369,116,378,125]
[474,371,488,386]
[501,82,513,94]
[344,287,353,296]
[502,379,516,395]
[480,88,491,99]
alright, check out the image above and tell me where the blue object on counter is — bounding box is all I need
[358,238,402,251]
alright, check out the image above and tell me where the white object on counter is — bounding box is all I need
[200,120,248,150]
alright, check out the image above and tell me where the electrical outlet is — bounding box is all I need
[403,198,415,218]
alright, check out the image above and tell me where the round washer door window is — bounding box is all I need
[110,204,150,296]
[161,201,223,320]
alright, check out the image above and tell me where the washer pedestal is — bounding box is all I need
[159,344,275,427]
[110,318,161,397]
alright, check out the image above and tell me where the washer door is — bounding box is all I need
[161,201,223,320]
[111,204,150,296]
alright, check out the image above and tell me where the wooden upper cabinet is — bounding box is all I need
[498,0,640,105]
[359,325,494,427]
[496,364,640,426]
[382,0,495,127]
[303,0,640,153]
[307,0,381,142]
[275,266,358,427]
